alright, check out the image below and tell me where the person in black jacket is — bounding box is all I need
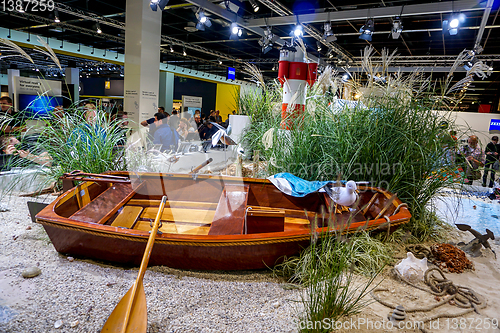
[483,136,500,187]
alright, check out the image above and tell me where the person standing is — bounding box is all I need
[483,136,500,187]
[169,110,180,132]
[461,135,484,185]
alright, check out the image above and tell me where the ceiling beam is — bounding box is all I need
[246,0,485,27]
[256,0,352,62]
[184,0,322,63]
[475,0,494,51]
[54,1,242,63]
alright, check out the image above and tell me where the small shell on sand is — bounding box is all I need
[67,257,74,262]
[70,320,79,328]
[22,266,41,278]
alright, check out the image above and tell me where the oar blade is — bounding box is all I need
[101,281,147,333]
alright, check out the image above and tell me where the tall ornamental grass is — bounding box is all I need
[238,46,489,240]
[1,106,128,194]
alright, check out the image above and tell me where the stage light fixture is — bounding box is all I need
[54,9,60,23]
[293,24,303,38]
[182,47,187,56]
[170,45,174,52]
[258,26,277,54]
[218,59,222,65]
[443,13,465,36]
[391,17,403,39]
[316,41,322,52]
[359,19,374,41]
[230,22,242,40]
[150,0,169,11]
[249,0,259,12]
[196,9,212,31]
[322,22,336,43]
[95,23,102,34]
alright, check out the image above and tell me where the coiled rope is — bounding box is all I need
[372,267,486,333]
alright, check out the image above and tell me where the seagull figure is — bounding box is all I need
[328,180,358,206]
[210,122,236,147]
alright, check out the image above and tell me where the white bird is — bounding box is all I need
[329,180,358,206]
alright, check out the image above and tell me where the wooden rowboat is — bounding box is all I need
[35,172,411,270]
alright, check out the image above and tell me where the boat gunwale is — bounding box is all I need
[36,172,411,243]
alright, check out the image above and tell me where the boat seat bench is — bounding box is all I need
[68,183,138,224]
[111,206,143,229]
[139,207,215,224]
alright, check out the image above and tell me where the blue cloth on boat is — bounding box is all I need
[268,172,345,197]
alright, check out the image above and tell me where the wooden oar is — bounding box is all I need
[101,195,168,333]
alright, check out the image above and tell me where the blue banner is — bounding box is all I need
[227,67,235,80]
[489,119,500,131]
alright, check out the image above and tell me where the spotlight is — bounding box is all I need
[342,73,349,82]
[359,19,374,41]
[316,41,322,52]
[327,48,334,58]
[249,0,259,12]
[463,56,478,71]
[391,17,402,39]
[272,63,276,71]
[218,59,222,65]
[54,9,60,23]
[196,9,211,31]
[258,26,277,54]
[443,13,465,36]
[95,23,102,34]
[292,24,303,38]
[230,22,242,40]
[150,0,169,11]
[182,47,187,56]
[322,22,336,43]
[170,45,174,52]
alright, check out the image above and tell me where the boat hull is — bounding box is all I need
[40,221,310,270]
[36,172,411,270]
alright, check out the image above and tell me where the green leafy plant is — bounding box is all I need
[1,106,128,194]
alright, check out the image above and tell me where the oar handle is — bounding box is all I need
[121,195,167,333]
[190,158,213,174]
[138,195,167,279]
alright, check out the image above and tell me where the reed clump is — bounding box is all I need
[282,229,385,333]
[239,46,484,242]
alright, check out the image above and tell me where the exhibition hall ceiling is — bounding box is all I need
[0,0,498,106]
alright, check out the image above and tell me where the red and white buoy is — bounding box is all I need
[278,44,317,129]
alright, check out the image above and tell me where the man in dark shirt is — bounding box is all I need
[198,121,216,141]
[483,136,500,187]
[140,106,166,127]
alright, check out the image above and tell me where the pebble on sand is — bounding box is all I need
[21,266,41,278]
[54,320,63,329]
[67,257,74,262]
[70,320,79,328]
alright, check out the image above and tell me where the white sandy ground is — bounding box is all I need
[0,194,500,333]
